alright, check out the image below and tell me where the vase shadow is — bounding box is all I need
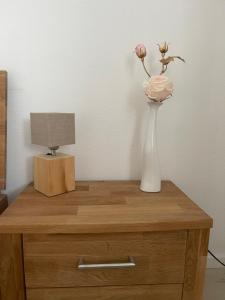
[127,87,146,181]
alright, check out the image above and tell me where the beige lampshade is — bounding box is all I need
[30,113,75,148]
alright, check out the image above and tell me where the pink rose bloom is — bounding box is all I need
[135,44,147,59]
[143,75,173,102]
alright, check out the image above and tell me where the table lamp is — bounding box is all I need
[30,113,75,197]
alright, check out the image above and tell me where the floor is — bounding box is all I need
[204,268,225,299]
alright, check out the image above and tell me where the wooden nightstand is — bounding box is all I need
[0,181,212,300]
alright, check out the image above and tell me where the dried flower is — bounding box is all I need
[135,44,147,60]
[134,42,184,98]
[157,42,169,54]
[143,75,173,102]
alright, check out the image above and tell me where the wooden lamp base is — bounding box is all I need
[34,153,75,197]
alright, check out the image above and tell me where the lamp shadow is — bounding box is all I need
[125,53,146,181]
[23,118,42,185]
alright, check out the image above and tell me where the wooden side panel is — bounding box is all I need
[0,194,8,214]
[0,234,25,300]
[0,71,7,190]
[27,284,183,300]
[182,229,210,300]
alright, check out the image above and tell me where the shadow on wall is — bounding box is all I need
[5,118,43,201]
[128,87,145,180]
[126,53,146,180]
[7,118,35,201]
[24,118,35,182]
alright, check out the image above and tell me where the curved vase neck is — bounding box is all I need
[147,101,162,113]
[147,101,162,108]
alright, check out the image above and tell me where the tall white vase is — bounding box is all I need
[140,101,162,192]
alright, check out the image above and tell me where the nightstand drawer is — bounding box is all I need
[27,284,183,300]
[24,231,187,288]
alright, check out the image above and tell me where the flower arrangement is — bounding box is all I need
[135,42,185,102]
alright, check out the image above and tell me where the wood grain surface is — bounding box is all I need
[34,154,75,197]
[0,202,25,300]
[0,234,25,300]
[0,181,212,234]
[0,181,212,300]
[26,284,183,300]
[23,231,187,288]
[0,194,8,214]
[182,229,210,300]
[0,71,7,190]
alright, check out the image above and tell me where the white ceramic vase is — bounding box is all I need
[140,101,162,192]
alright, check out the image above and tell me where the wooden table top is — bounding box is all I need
[0,181,212,234]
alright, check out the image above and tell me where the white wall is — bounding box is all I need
[0,0,224,261]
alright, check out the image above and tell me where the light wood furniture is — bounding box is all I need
[0,190,9,300]
[0,72,10,300]
[0,71,7,190]
[0,181,212,300]
[0,194,8,214]
[0,70,23,298]
[34,153,75,196]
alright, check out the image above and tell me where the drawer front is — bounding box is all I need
[24,231,187,288]
[27,284,183,300]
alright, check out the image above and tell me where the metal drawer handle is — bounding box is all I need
[78,256,136,270]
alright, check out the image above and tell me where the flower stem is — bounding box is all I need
[160,63,168,75]
[141,60,151,78]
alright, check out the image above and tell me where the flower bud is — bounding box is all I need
[135,44,147,60]
[158,42,169,54]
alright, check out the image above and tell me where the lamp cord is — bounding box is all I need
[208,250,225,267]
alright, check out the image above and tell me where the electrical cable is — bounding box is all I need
[208,250,225,267]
